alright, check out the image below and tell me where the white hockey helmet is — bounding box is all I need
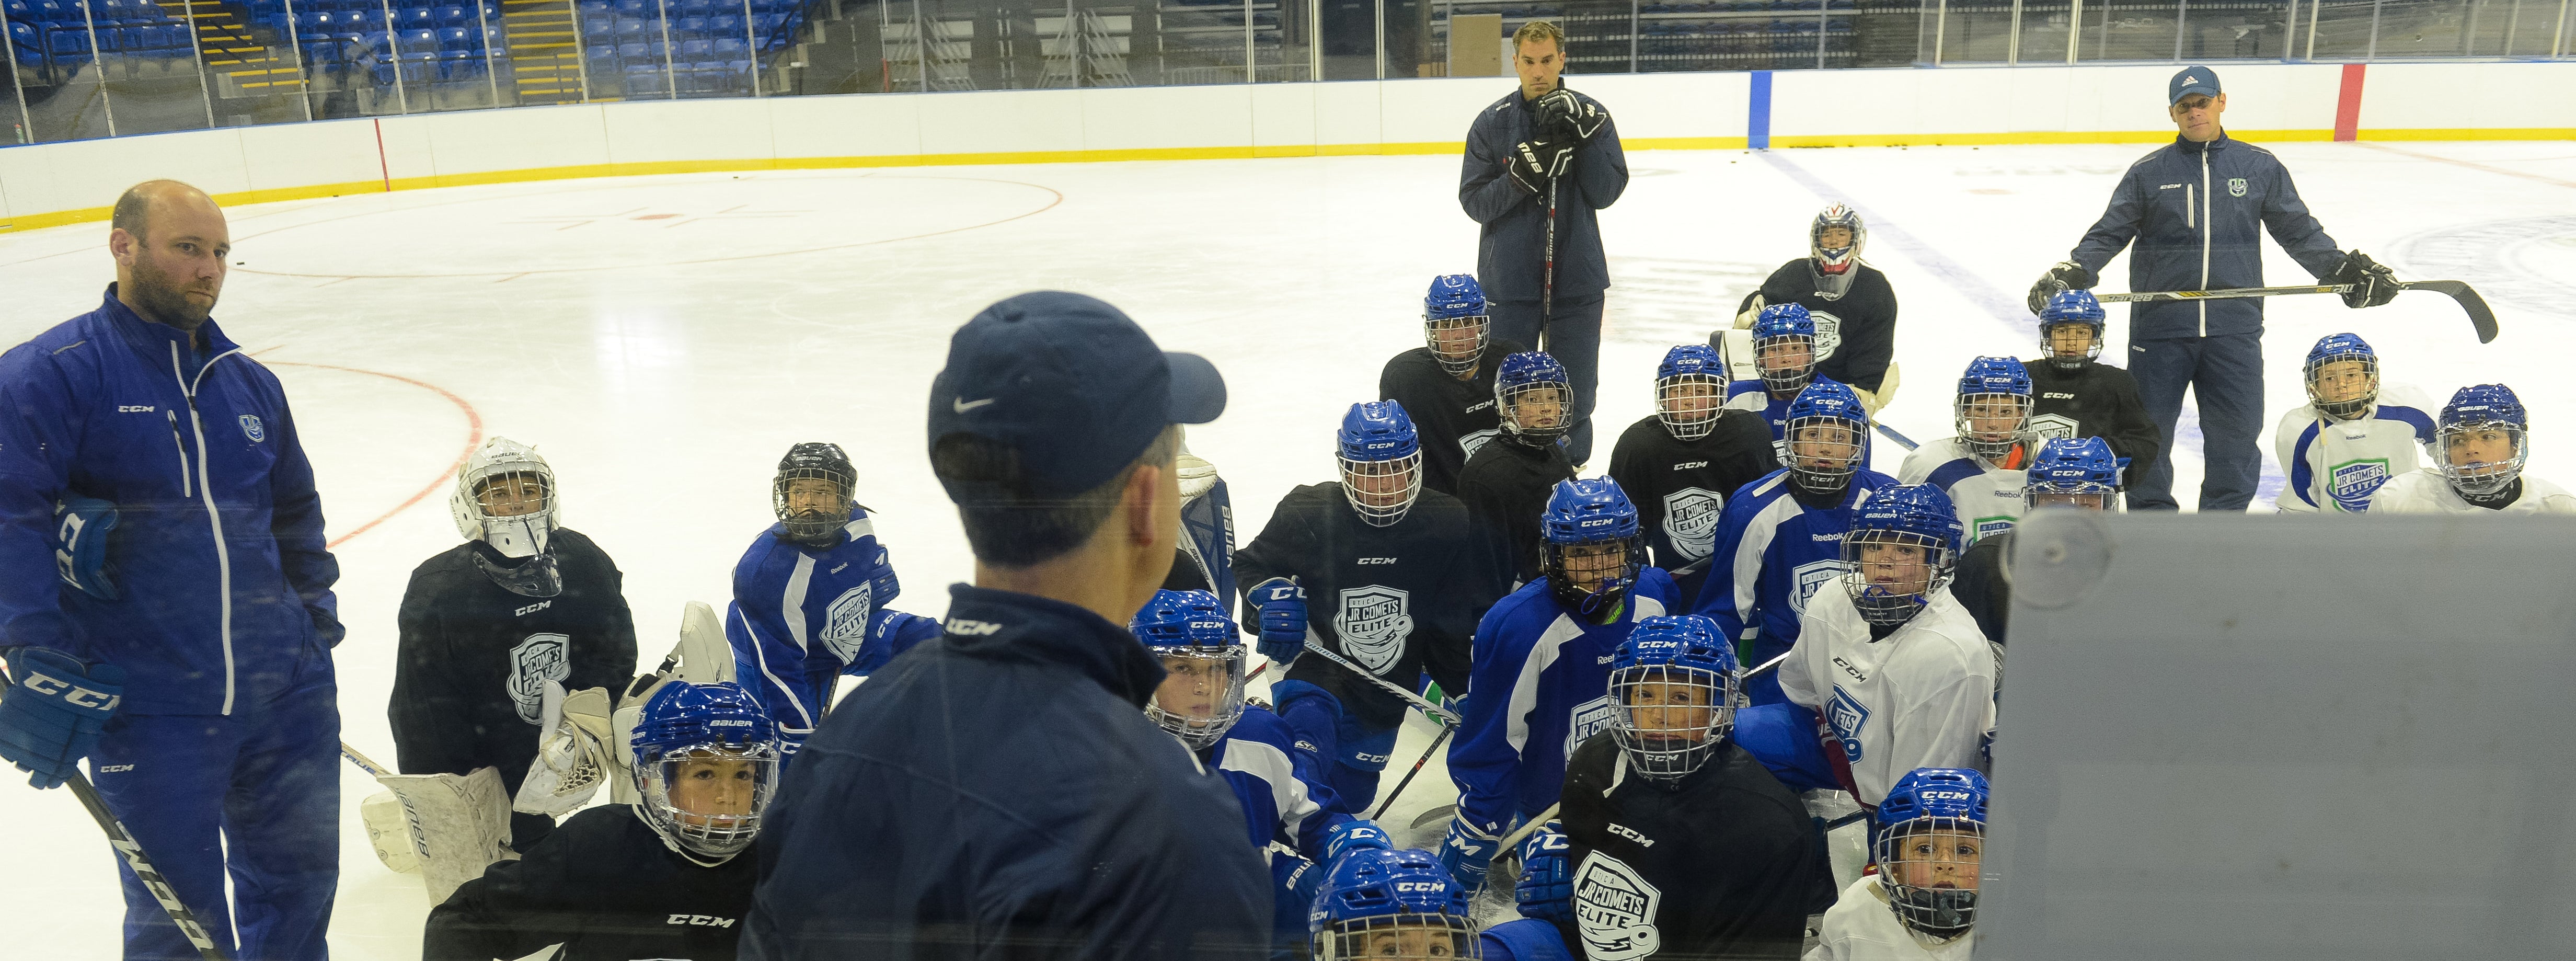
[451,436,559,558]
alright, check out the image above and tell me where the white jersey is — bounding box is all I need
[2271,385,2435,513]
[2365,470,2576,514]
[1803,876,1974,961]
[1778,587,1995,807]
[1895,438,2026,545]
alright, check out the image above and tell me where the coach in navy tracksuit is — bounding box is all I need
[1462,20,1628,466]
[2030,66,2401,512]
[0,182,342,961]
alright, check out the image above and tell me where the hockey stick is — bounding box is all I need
[1873,423,1922,451]
[1300,638,1463,727]
[2098,280,2497,344]
[1540,173,1559,354]
[1368,722,1455,821]
[339,741,392,778]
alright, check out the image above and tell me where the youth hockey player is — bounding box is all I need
[2370,384,2576,513]
[1606,344,1780,609]
[1807,768,1990,961]
[1727,303,1871,466]
[423,680,776,961]
[392,436,638,851]
[1694,380,1899,706]
[1950,436,2123,643]
[1443,478,1678,891]
[1735,203,1900,404]
[724,442,941,759]
[1458,351,1581,584]
[1779,485,1995,810]
[1382,273,1530,495]
[1312,848,1482,960]
[1239,401,1491,811]
[2271,334,2434,514]
[2021,291,2159,499]
[1898,358,2036,546]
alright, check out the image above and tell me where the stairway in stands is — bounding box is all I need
[499,0,584,104]
[165,0,304,97]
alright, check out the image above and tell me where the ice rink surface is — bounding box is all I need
[0,138,2571,958]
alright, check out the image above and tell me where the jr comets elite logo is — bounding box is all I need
[507,633,571,724]
[237,414,264,443]
[1334,586,1414,673]
[819,582,874,663]
[2228,177,2248,198]
[1661,488,1723,561]
[1807,310,1845,363]
[2329,458,2393,512]
[1565,694,1617,756]
[1826,685,1870,762]
[2026,412,2079,444]
[1788,558,1845,616]
[1572,852,1663,960]
[1460,427,1501,464]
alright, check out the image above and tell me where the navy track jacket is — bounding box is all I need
[1461,85,1629,303]
[2069,132,2345,340]
[0,286,341,715]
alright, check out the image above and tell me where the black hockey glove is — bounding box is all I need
[2330,249,2400,308]
[2025,260,2097,315]
[1510,139,1573,195]
[1534,88,1607,142]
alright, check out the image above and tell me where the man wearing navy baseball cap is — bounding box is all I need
[2027,66,2405,513]
[743,292,1270,959]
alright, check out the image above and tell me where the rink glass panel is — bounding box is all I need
[5,0,2574,143]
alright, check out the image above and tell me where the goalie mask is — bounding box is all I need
[1540,477,1642,617]
[1953,357,2033,464]
[1655,344,1727,441]
[628,680,779,866]
[774,441,858,548]
[2037,291,2107,371]
[1608,615,1740,787]
[1809,203,1868,298]
[1129,589,1248,751]
[1308,848,1479,961]
[1785,381,1869,496]
[1422,273,1492,377]
[1874,767,1990,941]
[2303,333,2380,422]
[1841,484,1963,627]
[451,437,562,598]
[1751,303,1820,395]
[1339,401,1424,527]
[1496,351,1573,442]
[2437,383,2529,498]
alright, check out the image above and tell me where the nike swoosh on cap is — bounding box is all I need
[952,397,995,413]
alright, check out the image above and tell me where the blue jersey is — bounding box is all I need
[1203,707,1354,862]
[726,509,939,742]
[1722,375,1873,467]
[1447,569,1680,836]
[1692,468,1896,704]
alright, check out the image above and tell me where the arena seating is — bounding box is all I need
[5,0,200,81]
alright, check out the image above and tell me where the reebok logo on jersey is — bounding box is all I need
[514,600,552,617]
[1357,557,1398,565]
[2042,392,2075,399]
[1809,532,1844,542]
[1672,461,1708,471]
[1608,823,1654,847]
[829,562,848,575]
[945,618,1004,636]
[117,405,154,413]
[666,914,738,928]
[1573,852,1664,961]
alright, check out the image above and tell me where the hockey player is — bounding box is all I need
[1443,478,1679,891]
[1239,401,1491,812]
[1312,848,1482,960]
[1779,485,1995,811]
[1735,203,1900,405]
[424,680,776,961]
[724,442,941,760]
[1458,351,1580,584]
[1382,273,1531,496]
[2021,291,2160,499]
[1807,768,1990,961]
[1898,358,2036,546]
[1726,303,1871,467]
[1694,380,1900,706]
[1606,344,1780,609]
[2370,384,2576,513]
[1950,436,2123,643]
[2271,334,2434,514]
[392,437,639,851]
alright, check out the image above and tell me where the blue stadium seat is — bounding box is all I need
[577,14,610,43]
[433,4,467,26]
[671,15,702,38]
[705,10,735,35]
[612,14,640,39]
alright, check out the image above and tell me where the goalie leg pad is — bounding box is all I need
[377,767,515,905]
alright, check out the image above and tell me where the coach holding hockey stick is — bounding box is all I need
[1461,19,1627,467]
[2028,65,2405,512]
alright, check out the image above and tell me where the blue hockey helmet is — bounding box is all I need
[1841,484,1964,627]
[1495,351,1573,441]
[628,680,780,865]
[1785,380,1869,495]
[1656,344,1729,441]
[2036,290,2107,369]
[1422,274,1492,377]
[1541,478,1643,617]
[2024,436,2125,512]
[1308,847,1477,960]
[1608,615,1741,786]
[1751,302,1819,394]
[1954,357,2034,463]
[1130,589,1247,751]
[1874,767,1992,941]
[2303,333,2380,421]
[2438,383,2529,497]
[1338,401,1424,528]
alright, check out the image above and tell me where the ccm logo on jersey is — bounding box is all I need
[946,619,1004,636]
[514,600,552,617]
[117,405,154,413]
[1357,557,1399,565]
[23,672,121,711]
[1833,657,1867,681]
[97,764,135,773]
[1466,400,1494,413]
[667,914,738,928]
[1608,823,1654,847]
[1673,461,1708,471]
[2043,392,2076,399]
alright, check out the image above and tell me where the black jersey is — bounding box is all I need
[1951,529,2012,644]
[1555,734,1831,961]
[1604,413,1780,572]
[424,804,754,961]
[1380,338,1529,496]
[390,529,638,800]
[2025,359,2161,489]
[1236,484,1496,731]
[1738,259,1898,393]
[1456,435,1577,586]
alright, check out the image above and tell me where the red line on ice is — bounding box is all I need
[269,360,484,548]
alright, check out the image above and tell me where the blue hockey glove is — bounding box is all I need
[52,496,119,602]
[869,556,902,604]
[0,647,125,790]
[1322,818,1393,865]
[1514,821,1573,924]
[1438,818,1502,891]
[1248,577,1308,667]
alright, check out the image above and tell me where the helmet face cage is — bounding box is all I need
[1609,663,1738,785]
[1753,330,1818,395]
[1953,392,2031,463]
[1841,527,1956,626]
[1340,449,1424,528]
[1423,314,1490,377]
[1500,376,1572,441]
[774,463,856,546]
[2438,420,2527,496]
[453,443,558,560]
[2303,350,2380,421]
[1544,533,1642,616]
[1315,915,1479,961]
[1785,413,1865,494]
[2025,482,2117,512]
[1145,645,1248,751]
[632,742,780,863]
[1655,371,1725,441]
[2037,317,2105,370]
[1811,204,1865,269]
[1874,817,1984,940]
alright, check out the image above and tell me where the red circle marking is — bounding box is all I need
[269,360,483,548]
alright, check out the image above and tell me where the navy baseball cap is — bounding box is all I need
[2168,66,2221,105]
[927,291,1226,500]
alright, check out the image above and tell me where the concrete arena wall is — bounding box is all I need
[1,60,2570,233]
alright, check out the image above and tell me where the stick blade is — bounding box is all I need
[2402,280,2499,343]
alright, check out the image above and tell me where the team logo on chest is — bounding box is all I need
[1572,852,1664,961]
[1807,310,1844,363]
[1788,558,1845,616]
[1334,586,1414,673]
[2228,177,2248,198]
[507,633,571,724]
[2328,458,2393,512]
[2025,412,2079,444]
[237,414,264,443]
[1826,685,1870,762]
[1661,488,1723,561]
[1564,694,1617,756]
[820,582,874,663]
[1460,427,1501,464]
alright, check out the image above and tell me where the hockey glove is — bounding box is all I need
[1322,818,1394,865]
[2025,260,2097,315]
[514,680,615,816]
[52,496,118,602]
[1514,821,1574,924]
[1249,577,1308,667]
[1734,292,1766,330]
[2331,249,2400,308]
[1534,88,1608,141]
[0,647,124,789]
[1509,139,1574,196]
[1438,817,1502,891]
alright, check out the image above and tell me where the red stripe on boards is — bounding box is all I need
[2333,63,2366,142]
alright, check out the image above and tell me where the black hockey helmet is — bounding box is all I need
[774,442,857,546]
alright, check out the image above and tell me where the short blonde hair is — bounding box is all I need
[1512,20,1566,53]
